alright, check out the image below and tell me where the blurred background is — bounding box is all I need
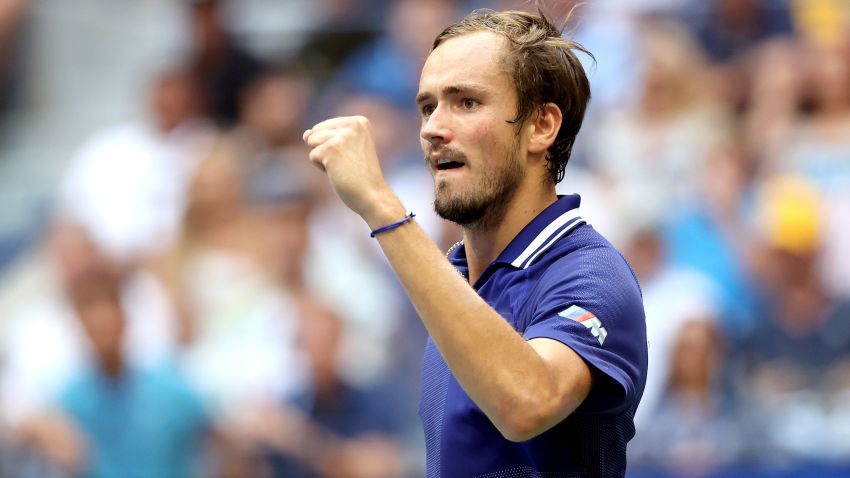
[0,0,848,477]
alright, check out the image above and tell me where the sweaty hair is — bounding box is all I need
[433,10,592,184]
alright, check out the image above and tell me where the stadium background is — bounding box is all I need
[0,0,849,476]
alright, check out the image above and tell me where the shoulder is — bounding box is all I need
[522,225,648,414]
[535,224,642,309]
[525,224,646,356]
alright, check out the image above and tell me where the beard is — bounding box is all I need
[430,141,524,230]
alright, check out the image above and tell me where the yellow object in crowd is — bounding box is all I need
[792,0,849,48]
[757,176,823,255]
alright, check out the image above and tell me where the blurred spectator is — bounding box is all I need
[664,141,760,336]
[742,176,850,461]
[241,160,315,295]
[631,320,745,476]
[688,0,794,62]
[50,273,204,478]
[188,0,269,126]
[293,299,408,478]
[233,159,419,476]
[622,224,723,433]
[780,45,850,299]
[152,136,308,418]
[587,19,731,224]
[6,228,207,478]
[0,222,181,430]
[243,298,409,478]
[232,66,326,200]
[57,67,210,265]
[236,67,313,159]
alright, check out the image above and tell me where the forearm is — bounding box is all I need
[365,200,569,439]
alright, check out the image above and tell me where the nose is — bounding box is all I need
[420,105,453,146]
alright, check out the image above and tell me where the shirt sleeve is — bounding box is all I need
[521,246,647,415]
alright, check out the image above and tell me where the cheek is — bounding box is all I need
[482,124,519,162]
[464,122,502,158]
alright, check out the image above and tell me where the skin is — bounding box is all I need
[303,31,592,442]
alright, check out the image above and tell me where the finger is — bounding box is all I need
[308,144,328,172]
[310,116,358,133]
[304,128,340,148]
[309,115,370,134]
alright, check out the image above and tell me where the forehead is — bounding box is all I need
[419,31,511,93]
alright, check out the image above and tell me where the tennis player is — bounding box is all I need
[304,9,647,477]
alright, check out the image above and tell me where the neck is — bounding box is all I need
[463,184,557,285]
[100,356,125,380]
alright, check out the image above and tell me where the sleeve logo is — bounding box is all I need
[558,305,607,346]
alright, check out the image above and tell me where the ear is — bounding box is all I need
[526,103,562,158]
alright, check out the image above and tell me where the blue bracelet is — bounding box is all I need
[370,211,416,238]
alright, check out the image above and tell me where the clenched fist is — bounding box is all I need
[303,116,401,223]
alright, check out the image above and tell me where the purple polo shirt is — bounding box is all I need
[420,194,647,477]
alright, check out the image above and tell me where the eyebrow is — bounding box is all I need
[415,84,490,105]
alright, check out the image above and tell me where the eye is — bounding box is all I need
[420,104,435,117]
[461,98,479,109]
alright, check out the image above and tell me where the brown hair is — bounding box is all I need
[433,9,592,184]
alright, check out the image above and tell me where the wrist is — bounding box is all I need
[362,194,407,231]
[370,211,415,238]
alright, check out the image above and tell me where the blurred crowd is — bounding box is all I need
[0,0,848,477]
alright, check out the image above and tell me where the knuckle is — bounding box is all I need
[355,116,371,128]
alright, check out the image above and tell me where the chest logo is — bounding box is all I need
[558,305,607,346]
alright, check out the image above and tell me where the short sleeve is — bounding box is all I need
[521,246,647,415]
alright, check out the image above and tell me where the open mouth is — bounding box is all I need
[436,160,465,171]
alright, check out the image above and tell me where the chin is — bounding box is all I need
[434,186,464,209]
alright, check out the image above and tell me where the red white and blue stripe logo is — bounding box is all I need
[558,305,607,346]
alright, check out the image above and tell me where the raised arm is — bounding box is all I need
[303,116,592,441]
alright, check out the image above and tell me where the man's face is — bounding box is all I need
[416,31,527,227]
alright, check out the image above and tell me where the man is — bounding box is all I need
[10,239,208,478]
[303,10,647,477]
[58,67,208,264]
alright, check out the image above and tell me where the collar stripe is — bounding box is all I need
[511,207,581,268]
[520,217,584,269]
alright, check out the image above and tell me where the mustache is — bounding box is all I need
[425,146,467,163]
